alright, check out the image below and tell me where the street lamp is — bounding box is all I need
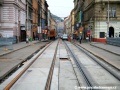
[26,0,29,43]
[107,0,110,37]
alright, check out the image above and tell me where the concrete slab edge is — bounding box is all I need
[75,43,120,71]
[0,42,40,56]
[90,43,120,56]
[0,44,46,81]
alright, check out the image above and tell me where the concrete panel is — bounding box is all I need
[10,68,49,90]
[59,43,68,59]
[59,61,78,90]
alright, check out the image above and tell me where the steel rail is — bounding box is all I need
[64,41,94,89]
[0,42,49,83]
[76,42,120,71]
[74,43,120,81]
[4,42,53,90]
[45,40,59,90]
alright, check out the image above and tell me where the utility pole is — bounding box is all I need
[18,10,20,43]
[26,0,29,43]
[107,0,109,37]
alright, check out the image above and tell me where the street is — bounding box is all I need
[0,39,120,90]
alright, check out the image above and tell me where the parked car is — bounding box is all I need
[62,34,68,40]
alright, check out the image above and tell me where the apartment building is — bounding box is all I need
[47,10,51,30]
[74,0,120,42]
[0,0,49,42]
[0,0,26,42]
[41,0,48,29]
[64,16,71,34]
[50,16,57,30]
[57,21,64,34]
[32,0,38,40]
[70,9,75,34]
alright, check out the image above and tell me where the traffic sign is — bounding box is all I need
[79,27,83,32]
[87,30,90,35]
[87,32,90,35]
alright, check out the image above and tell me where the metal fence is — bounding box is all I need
[106,37,120,47]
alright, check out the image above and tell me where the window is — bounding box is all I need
[107,7,116,18]
[109,7,112,17]
[112,7,116,17]
[100,32,105,38]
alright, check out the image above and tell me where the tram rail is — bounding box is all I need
[75,42,120,71]
[64,41,95,89]
[1,40,58,90]
[74,43,120,81]
[64,41,120,89]
[45,41,59,90]
[0,42,49,83]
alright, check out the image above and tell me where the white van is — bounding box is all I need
[62,34,68,40]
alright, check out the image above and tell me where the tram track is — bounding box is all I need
[64,41,96,89]
[90,43,120,56]
[45,40,59,90]
[0,42,49,57]
[65,41,120,89]
[0,42,49,83]
[2,40,58,90]
[74,43,120,81]
[76,42,120,71]
[3,42,52,90]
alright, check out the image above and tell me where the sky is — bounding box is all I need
[46,0,74,18]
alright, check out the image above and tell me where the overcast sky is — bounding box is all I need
[46,0,74,18]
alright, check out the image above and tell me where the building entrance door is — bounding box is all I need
[109,27,114,37]
[21,30,26,41]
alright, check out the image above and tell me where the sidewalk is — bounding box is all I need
[0,41,40,56]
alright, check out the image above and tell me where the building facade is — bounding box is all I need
[37,0,42,39]
[70,9,75,35]
[0,0,26,42]
[68,16,72,35]
[26,0,33,41]
[47,10,57,34]
[64,16,71,35]
[32,0,38,40]
[0,0,49,42]
[74,0,120,42]
[47,10,51,29]
[41,0,48,29]
[50,16,57,30]
[64,17,69,34]
[57,21,64,35]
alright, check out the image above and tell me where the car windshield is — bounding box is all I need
[63,34,67,37]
